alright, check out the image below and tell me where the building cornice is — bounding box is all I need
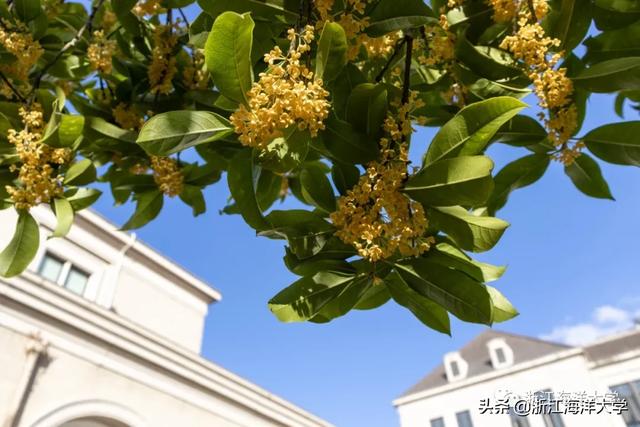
[34,207,222,304]
[393,347,584,407]
[0,274,332,427]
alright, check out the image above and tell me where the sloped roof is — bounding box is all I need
[584,328,640,365]
[398,329,572,399]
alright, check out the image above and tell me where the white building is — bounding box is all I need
[0,207,332,427]
[394,328,640,427]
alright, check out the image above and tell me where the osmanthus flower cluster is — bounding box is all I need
[331,95,434,262]
[496,0,581,164]
[6,104,70,210]
[0,0,636,332]
[230,26,330,149]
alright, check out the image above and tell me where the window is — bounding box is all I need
[509,409,530,427]
[611,381,640,427]
[487,338,514,369]
[537,390,564,427]
[455,410,474,427]
[450,360,460,377]
[37,252,90,296]
[430,418,445,427]
[495,347,507,364]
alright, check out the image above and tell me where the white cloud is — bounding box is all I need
[540,304,637,346]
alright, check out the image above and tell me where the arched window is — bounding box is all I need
[30,400,144,427]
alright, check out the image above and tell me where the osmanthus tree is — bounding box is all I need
[0,0,638,333]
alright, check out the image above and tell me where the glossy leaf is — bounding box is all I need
[121,191,164,230]
[346,83,388,137]
[227,149,270,231]
[487,286,519,323]
[395,259,493,324]
[564,153,614,199]
[428,206,509,252]
[137,111,233,156]
[424,97,527,165]
[488,154,550,213]
[300,166,336,212]
[0,211,39,278]
[63,159,97,186]
[205,12,254,106]
[315,22,348,82]
[50,198,74,238]
[582,121,640,166]
[405,156,494,207]
[322,116,380,164]
[574,57,640,92]
[366,0,434,36]
[385,271,451,334]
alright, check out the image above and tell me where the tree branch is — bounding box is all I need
[401,34,413,104]
[375,38,406,82]
[0,71,27,103]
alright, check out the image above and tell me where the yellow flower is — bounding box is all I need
[183,49,209,90]
[133,0,165,16]
[230,26,330,149]
[499,0,580,162]
[112,103,144,130]
[6,104,71,210]
[148,24,178,95]
[0,19,44,98]
[150,156,183,197]
[87,30,117,74]
[331,93,434,262]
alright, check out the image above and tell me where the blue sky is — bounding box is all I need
[91,92,640,427]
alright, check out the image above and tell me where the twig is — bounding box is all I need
[375,38,406,82]
[401,34,413,104]
[178,8,190,28]
[0,71,28,103]
[30,0,107,97]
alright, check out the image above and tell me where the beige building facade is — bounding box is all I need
[0,207,332,427]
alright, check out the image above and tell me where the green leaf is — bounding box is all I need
[404,156,494,207]
[431,241,506,283]
[582,121,640,166]
[40,114,85,148]
[137,111,233,156]
[493,115,548,147]
[595,0,640,12]
[395,259,493,324]
[227,149,270,231]
[487,286,519,323]
[85,117,137,142]
[573,57,640,92]
[584,21,640,62]
[385,271,451,334]
[50,198,74,238]
[205,12,254,106]
[300,166,336,212]
[268,271,362,322]
[179,185,206,216]
[255,128,310,173]
[315,22,348,82]
[0,211,39,278]
[564,153,614,199]
[488,154,550,213]
[15,0,41,22]
[65,188,102,211]
[428,206,509,252]
[284,247,354,277]
[545,0,592,52]
[310,275,373,323]
[346,83,388,137]
[261,210,335,258]
[63,159,97,186]
[332,64,367,118]
[121,191,164,230]
[331,162,360,196]
[322,116,380,164]
[366,0,434,36]
[353,282,391,310]
[198,0,297,22]
[424,97,527,165]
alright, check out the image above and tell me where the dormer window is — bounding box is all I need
[487,338,514,369]
[444,352,468,382]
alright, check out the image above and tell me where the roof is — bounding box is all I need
[584,327,640,365]
[398,329,571,399]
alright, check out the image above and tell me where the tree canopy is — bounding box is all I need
[0,0,638,334]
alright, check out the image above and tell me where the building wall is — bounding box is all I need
[0,208,209,353]
[0,300,295,427]
[396,354,628,427]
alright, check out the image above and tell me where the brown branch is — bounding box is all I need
[0,71,28,103]
[401,35,413,104]
[30,0,107,98]
[375,38,407,82]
